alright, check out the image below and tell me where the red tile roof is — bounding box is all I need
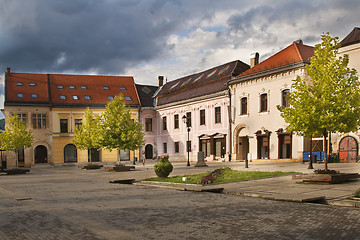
[5,71,140,107]
[340,27,360,47]
[236,42,314,78]
[5,72,50,104]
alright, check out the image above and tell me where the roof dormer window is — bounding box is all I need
[16,82,23,86]
[72,95,79,100]
[120,87,126,90]
[125,96,132,101]
[107,96,114,101]
[29,83,36,86]
[57,85,64,89]
[207,70,217,78]
[81,86,87,90]
[193,74,204,83]
[84,95,91,100]
[31,93,38,99]
[69,85,75,89]
[17,93,24,98]
[60,95,66,100]
[103,86,109,90]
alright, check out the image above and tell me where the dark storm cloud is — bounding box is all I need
[0,0,184,74]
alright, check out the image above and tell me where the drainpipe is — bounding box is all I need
[228,89,232,162]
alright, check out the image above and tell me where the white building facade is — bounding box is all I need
[228,41,314,162]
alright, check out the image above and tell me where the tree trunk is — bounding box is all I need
[15,149,18,169]
[323,131,328,171]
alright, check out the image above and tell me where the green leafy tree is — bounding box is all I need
[101,95,144,162]
[278,33,360,170]
[73,108,103,163]
[0,115,33,168]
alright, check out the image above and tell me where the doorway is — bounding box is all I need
[339,136,358,163]
[35,145,47,163]
[238,137,249,160]
[64,144,77,163]
[145,144,153,159]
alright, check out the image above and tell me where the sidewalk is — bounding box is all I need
[134,161,360,208]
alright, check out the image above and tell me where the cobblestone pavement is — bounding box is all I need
[0,165,360,240]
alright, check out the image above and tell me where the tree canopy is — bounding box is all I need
[73,108,103,162]
[101,95,144,153]
[0,115,34,167]
[278,33,360,169]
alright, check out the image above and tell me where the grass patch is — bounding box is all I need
[144,167,295,185]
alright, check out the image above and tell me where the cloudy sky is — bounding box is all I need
[0,0,359,98]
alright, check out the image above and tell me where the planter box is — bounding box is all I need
[78,164,103,170]
[292,173,359,184]
[104,165,135,172]
[3,168,30,175]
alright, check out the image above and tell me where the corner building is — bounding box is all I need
[3,69,140,167]
[228,41,314,162]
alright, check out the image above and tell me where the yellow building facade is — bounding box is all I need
[3,70,141,168]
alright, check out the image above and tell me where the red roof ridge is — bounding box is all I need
[236,41,314,78]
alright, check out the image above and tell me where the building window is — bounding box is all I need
[31,93,38,99]
[69,85,75,89]
[29,83,36,87]
[16,82,23,86]
[60,119,68,133]
[32,114,46,129]
[174,142,179,153]
[162,116,167,131]
[241,97,247,115]
[215,138,226,158]
[81,86,87,90]
[72,95,79,100]
[84,95,91,100]
[60,95,66,100]
[125,96,132,101]
[200,139,211,157]
[120,87,126,90]
[103,86,109,90]
[187,141,192,152]
[145,118,152,132]
[186,112,191,127]
[57,85,64,89]
[200,109,205,125]
[174,114,179,129]
[107,96,114,101]
[260,93,268,112]
[215,107,221,123]
[163,143,167,154]
[17,93,24,98]
[282,89,290,108]
[75,119,82,130]
[13,113,27,125]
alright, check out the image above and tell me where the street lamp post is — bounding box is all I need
[182,115,190,167]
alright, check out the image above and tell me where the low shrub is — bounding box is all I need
[314,169,340,174]
[354,189,360,198]
[200,168,226,185]
[154,154,173,178]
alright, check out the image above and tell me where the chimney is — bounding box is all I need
[250,52,259,68]
[6,67,10,75]
[158,76,164,87]
[293,39,303,45]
